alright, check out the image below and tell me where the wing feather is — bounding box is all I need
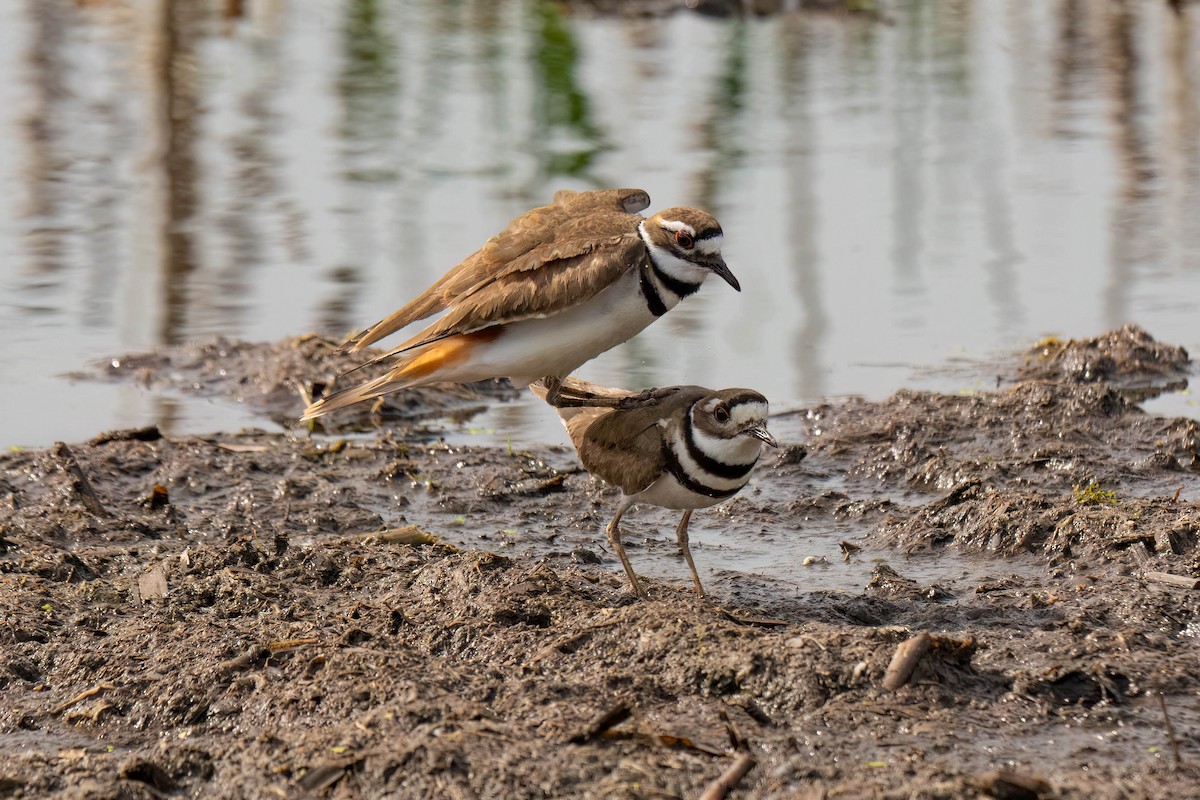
[534,382,708,496]
[342,189,650,353]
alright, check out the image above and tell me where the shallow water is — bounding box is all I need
[1,0,1198,449]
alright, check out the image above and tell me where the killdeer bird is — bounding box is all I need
[533,378,777,598]
[300,188,739,420]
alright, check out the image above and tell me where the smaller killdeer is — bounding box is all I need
[300,188,739,421]
[534,379,777,598]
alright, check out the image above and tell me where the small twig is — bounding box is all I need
[357,526,444,546]
[882,631,932,691]
[718,709,744,751]
[531,630,593,665]
[787,634,827,652]
[838,541,861,562]
[214,442,270,453]
[1145,571,1200,590]
[216,646,269,676]
[1158,693,1183,767]
[52,442,108,517]
[52,682,116,715]
[699,752,756,800]
[569,701,631,744]
[595,729,726,756]
[721,610,790,628]
[531,615,630,665]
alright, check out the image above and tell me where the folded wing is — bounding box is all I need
[340,188,652,355]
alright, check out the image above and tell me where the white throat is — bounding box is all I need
[638,221,711,288]
[691,425,765,465]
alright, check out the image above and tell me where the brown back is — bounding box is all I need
[343,189,652,354]
[535,381,709,495]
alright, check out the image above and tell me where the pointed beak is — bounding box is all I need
[744,424,777,448]
[709,256,740,292]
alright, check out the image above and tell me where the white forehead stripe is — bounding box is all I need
[695,234,723,255]
[730,401,768,428]
[660,219,696,236]
[699,398,768,427]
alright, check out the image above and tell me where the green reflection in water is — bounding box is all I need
[531,1,607,179]
[695,19,749,207]
[339,0,400,183]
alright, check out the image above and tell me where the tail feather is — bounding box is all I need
[302,337,476,420]
[300,370,412,420]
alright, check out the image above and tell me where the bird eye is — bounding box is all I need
[713,405,730,423]
[675,231,695,250]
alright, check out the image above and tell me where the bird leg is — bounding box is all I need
[674,510,704,596]
[538,375,577,408]
[539,375,679,410]
[605,497,644,598]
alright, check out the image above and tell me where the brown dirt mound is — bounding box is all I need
[6,326,1200,797]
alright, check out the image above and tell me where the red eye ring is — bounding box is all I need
[714,405,730,423]
[675,231,695,250]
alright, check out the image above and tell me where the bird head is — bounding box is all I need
[692,389,777,451]
[645,208,740,291]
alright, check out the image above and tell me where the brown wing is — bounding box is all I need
[528,380,633,451]
[538,383,708,496]
[342,188,651,354]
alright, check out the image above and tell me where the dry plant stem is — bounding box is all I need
[1145,571,1200,590]
[570,702,632,744]
[53,442,109,517]
[882,631,932,691]
[699,752,757,800]
[1157,693,1183,767]
[52,683,116,715]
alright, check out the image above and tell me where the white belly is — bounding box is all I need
[630,472,729,511]
[449,269,660,386]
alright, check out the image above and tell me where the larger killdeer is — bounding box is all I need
[300,188,739,420]
[533,378,777,598]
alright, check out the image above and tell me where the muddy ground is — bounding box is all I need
[3,324,1200,799]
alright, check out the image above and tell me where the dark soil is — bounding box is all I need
[4,324,1200,799]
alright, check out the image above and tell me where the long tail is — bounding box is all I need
[300,371,411,421]
[300,336,477,420]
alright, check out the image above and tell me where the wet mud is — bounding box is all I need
[4,324,1200,798]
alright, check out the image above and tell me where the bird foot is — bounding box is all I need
[537,377,681,410]
[615,386,681,410]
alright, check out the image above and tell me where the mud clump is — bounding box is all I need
[5,327,1200,798]
[1017,323,1190,393]
[75,335,518,433]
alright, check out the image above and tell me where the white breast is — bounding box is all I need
[471,269,663,387]
[631,471,730,511]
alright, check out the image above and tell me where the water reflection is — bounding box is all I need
[149,0,200,345]
[18,2,75,297]
[693,19,749,208]
[778,16,828,401]
[532,2,606,178]
[333,0,401,335]
[1,0,1199,448]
